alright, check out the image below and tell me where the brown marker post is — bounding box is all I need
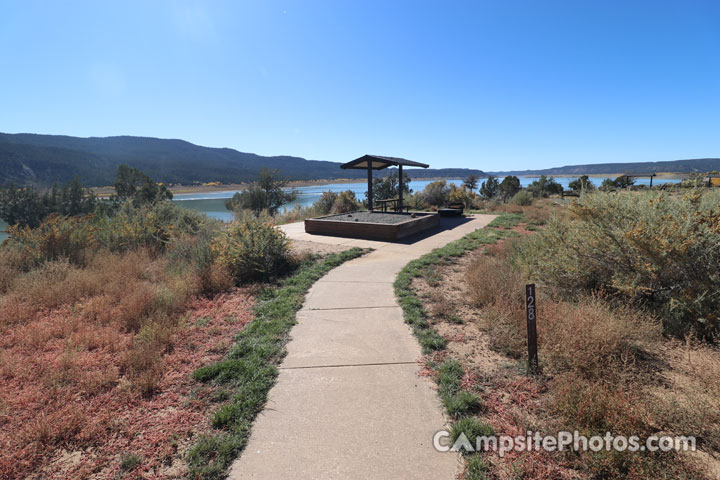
[525,284,539,374]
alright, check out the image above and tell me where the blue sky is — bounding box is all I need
[1,0,718,170]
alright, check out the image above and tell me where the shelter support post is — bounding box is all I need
[368,163,373,211]
[398,164,403,212]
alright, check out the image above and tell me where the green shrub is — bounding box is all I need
[466,455,489,480]
[314,191,338,215]
[119,452,143,471]
[420,180,450,207]
[527,175,562,197]
[448,184,479,208]
[514,190,720,340]
[569,175,595,192]
[444,391,484,418]
[498,175,521,202]
[95,201,211,253]
[479,176,499,199]
[5,214,97,268]
[332,190,361,213]
[450,418,494,455]
[212,211,291,283]
[510,189,533,206]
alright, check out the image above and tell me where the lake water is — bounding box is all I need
[0,176,681,242]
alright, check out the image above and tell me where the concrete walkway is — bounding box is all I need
[229,215,496,480]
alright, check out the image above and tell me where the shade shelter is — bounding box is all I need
[340,155,429,211]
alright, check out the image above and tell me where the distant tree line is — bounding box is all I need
[0,178,96,228]
[0,165,174,229]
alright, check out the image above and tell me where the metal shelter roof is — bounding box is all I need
[340,155,429,170]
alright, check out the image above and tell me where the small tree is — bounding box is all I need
[568,175,595,192]
[225,168,297,216]
[314,191,338,215]
[479,176,499,199]
[0,185,46,227]
[332,191,361,213]
[115,165,172,206]
[498,176,521,202]
[599,175,635,192]
[368,170,412,205]
[463,174,479,193]
[613,175,635,189]
[527,175,562,197]
[420,180,450,207]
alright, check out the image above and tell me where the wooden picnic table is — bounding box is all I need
[375,198,410,213]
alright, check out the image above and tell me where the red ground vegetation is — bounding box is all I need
[0,288,254,480]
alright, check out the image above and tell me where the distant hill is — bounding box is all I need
[0,133,487,187]
[488,158,720,177]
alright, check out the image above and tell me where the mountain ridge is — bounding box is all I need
[488,158,720,177]
[0,133,487,187]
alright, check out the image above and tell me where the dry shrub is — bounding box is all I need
[133,367,163,398]
[465,255,525,310]
[23,324,53,350]
[136,317,175,354]
[465,250,697,478]
[466,253,660,379]
[0,351,17,380]
[648,342,720,455]
[495,203,523,214]
[70,324,122,352]
[0,295,37,328]
[120,314,177,397]
[540,297,660,379]
[523,205,551,225]
[0,248,23,293]
[551,377,649,435]
[199,262,234,295]
[45,349,81,388]
[122,342,164,397]
[683,343,720,398]
[550,376,706,479]
[21,404,87,447]
[14,259,99,308]
[465,254,527,357]
[115,286,156,332]
[80,366,119,395]
[77,294,115,324]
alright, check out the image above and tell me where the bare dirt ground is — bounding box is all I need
[289,239,353,257]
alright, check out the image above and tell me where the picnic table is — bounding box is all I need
[376,198,410,213]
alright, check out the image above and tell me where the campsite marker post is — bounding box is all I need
[525,284,539,375]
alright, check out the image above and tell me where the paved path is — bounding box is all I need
[229,215,496,480]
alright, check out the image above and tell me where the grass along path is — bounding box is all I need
[186,247,368,479]
[393,214,519,479]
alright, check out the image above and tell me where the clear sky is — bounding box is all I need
[1,0,719,171]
